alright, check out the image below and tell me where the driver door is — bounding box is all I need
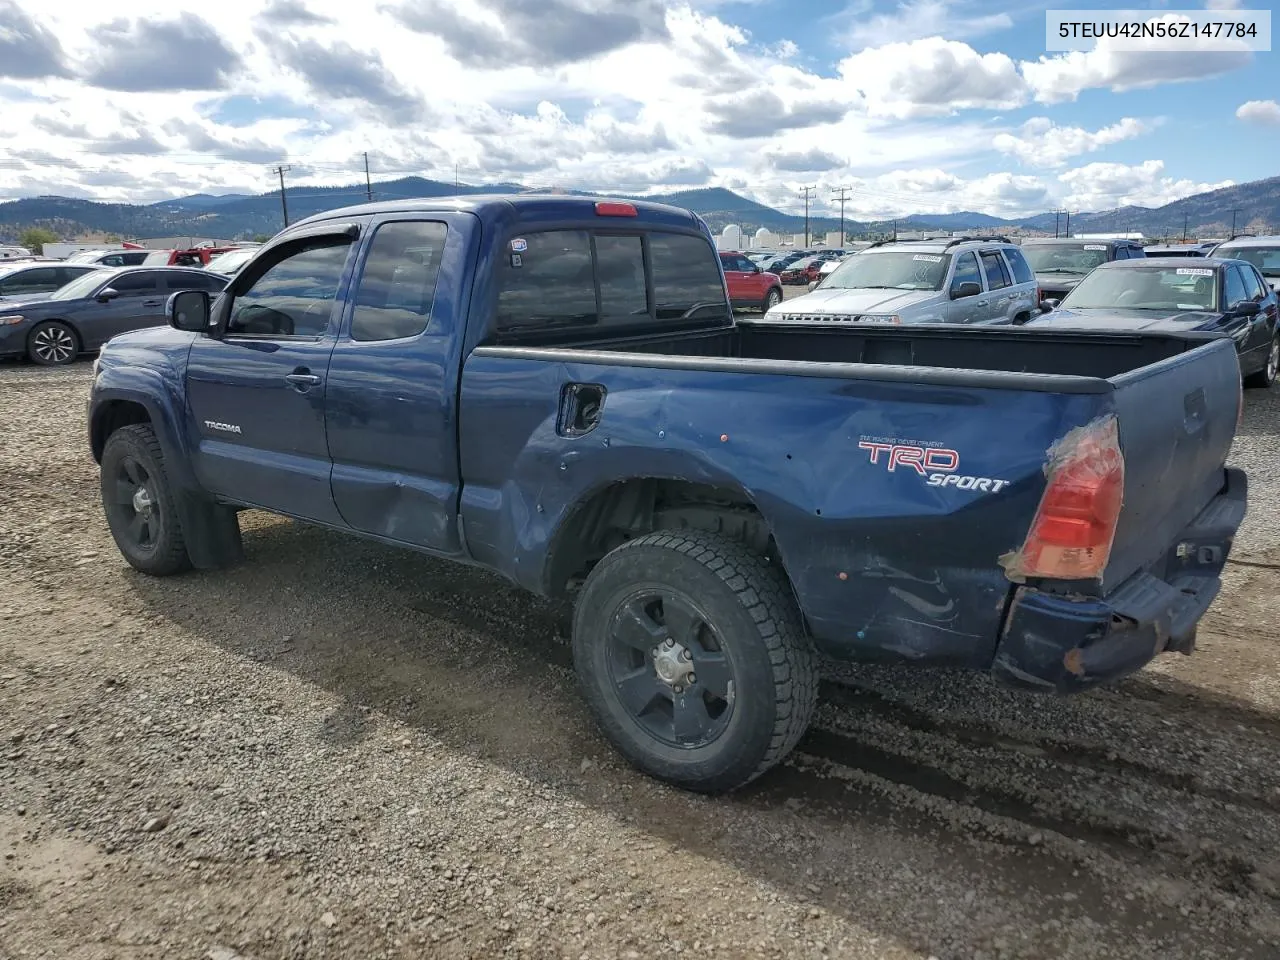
[185,230,360,525]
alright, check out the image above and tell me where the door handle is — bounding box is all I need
[977,300,989,307]
[142,300,163,307]
[285,371,322,390]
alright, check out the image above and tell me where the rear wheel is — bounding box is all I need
[27,321,79,366]
[1245,335,1279,389]
[762,287,782,313]
[572,530,817,793]
[101,425,192,576]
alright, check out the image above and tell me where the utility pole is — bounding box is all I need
[1054,211,1061,238]
[1230,208,1240,237]
[892,218,898,241]
[830,186,851,245]
[1063,210,1070,238]
[455,163,459,193]
[363,152,373,201]
[1183,213,1188,242]
[273,165,291,227]
[799,186,816,247]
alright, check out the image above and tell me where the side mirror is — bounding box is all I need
[1232,300,1261,317]
[168,289,211,333]
[950,281,982,300]
[1041,298,1060,311]
[751,265,761,274]
[95,287,120,303]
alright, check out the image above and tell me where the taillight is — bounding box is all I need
[1003,416,1124,582]
[1037,287,1044,302]
[595,201,637,217]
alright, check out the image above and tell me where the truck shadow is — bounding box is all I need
[126,515,1280,959]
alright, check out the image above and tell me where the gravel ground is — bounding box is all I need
[2,356,1279,960]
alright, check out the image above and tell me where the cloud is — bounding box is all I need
[845,0,1013,49]
[84,131,170,156]
[31,115,90,138]
[258,0,335,25]
[1057,160,1233,210]
[838,38,1027,118]
[705,88,848,138]
[0,0,72,79]
[266,36,424,121]
[586,117,675,153]
[765,148,847,172]
[82,14,243,92]
[381,0,670,68]
[1237,100,1280,126]
[993,117,1151,168]
[163,119,286,163]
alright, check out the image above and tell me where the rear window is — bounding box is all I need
[494,229,727,338]
[1002,246,1034,284]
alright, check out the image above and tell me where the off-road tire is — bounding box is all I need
[100,424,193,576]
[572,530,817,793]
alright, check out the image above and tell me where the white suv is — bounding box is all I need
[1209,236,1280,292]
[763,237,1040,325]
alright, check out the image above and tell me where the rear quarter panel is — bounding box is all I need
[458,351,1110,667]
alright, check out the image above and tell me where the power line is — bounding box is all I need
[273,165,291,227]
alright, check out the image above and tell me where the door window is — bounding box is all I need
[1240,265,1267,302]
[951,252,982,291]
[1224,266,1249,309]
[979,251,1011,290]
[169,272,228,293]
[227,240,352,338]
[108,272,165,296]
[350,221,448,341]
[0,268,58,294]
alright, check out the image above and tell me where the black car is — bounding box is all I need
[0,262,104,301]
[1019,237,1145,303]
[1027,258,1280,387]
[0,266,228,365]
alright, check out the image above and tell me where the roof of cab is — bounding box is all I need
[290,193,702,231]
[1093,257,1234,270]
[1020,237,1128,246]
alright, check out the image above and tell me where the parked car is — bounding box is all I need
[807,255,854,291]
[1019,237,1146,304]
[1208,236,1280,292]
[0,245,33,260]
[779,256,824,285]
[143,246,251,267]
[202,246,259,276]
[0,266,229,365]
[0,262,104,301]
[65,249,153,267]
[759,251,806,273]
[1027,257,1280,387]
[1144,244,1207,258]
[719,251,783,312]
[766,237,1039,325]
[87,194,1245,794]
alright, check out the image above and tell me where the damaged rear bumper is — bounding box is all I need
[991,467,1247,693]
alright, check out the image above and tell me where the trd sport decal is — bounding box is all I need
[858,437,1010,494]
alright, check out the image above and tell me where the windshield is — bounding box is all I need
[1219,246,1280,278]
[1021,244,1109,274]
[50,269,115,300]
[206,248,256,274]
[1061,265,1219,311]
[821,250,950,291]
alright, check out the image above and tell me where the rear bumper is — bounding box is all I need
[992,467,1247,693]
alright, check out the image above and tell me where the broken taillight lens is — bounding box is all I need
[1005,416,1124,581]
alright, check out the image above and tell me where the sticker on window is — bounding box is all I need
[1083,244,1106,251]
[913,255,943,262]
[510,238,528,253]
[1176,268,1213,277]
[510,253,522,268]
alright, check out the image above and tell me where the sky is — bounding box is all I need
[0,0,1275,220]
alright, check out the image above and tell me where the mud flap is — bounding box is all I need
[177,492,244,570]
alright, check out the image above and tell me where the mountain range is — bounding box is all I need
[1,174,1275,244]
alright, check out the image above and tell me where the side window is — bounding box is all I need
[1128,246,1145,258]
[648,233,729,320]
[1002,246,1034,284]
[951,252,982,289]
[735,255,755,272]
[350,221,448,342]
[1113,247,1128,260]
[57,267,90,285]
[227,240,351,338]
[979,251,1011,290]
[1224,266,1249,308]
[594,235,647,322]
[108,272,164,296]
[1240,265,1267,302]
[99,255,124,267]
[170,272,227,293]
[0,268,58,293]
[495,230,596,332]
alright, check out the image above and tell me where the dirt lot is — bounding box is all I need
[2,359,1280,960]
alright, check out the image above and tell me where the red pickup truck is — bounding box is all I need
[719,251,783,313]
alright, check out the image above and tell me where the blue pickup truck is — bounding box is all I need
[88,196,1247,792]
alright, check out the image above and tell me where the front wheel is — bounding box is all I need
[101,425,192,576]
[1245,335,1279,389]
[572,530,817,793]
[27,321,79,366]
[761,287,782,313]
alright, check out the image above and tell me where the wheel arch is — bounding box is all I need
[542,476,795,601]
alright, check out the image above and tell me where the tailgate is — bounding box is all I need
[1103,336,1241,590]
